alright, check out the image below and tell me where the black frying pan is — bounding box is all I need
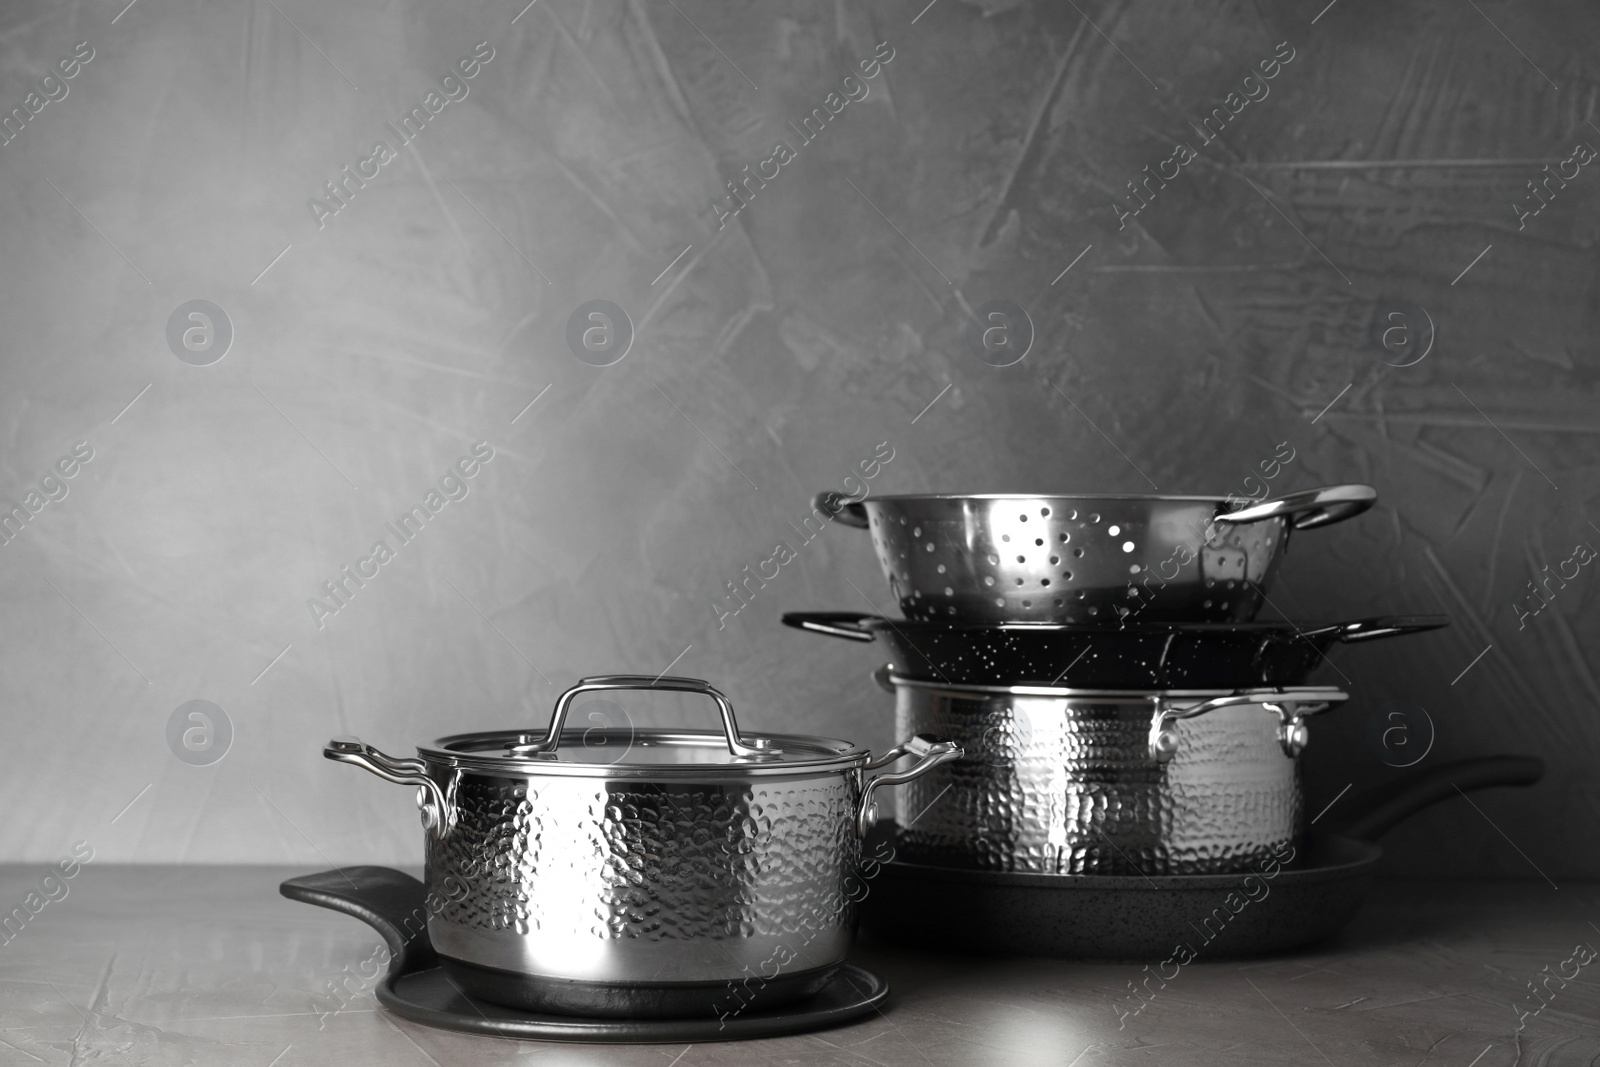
[280,867,889,1041]
[782,612,1449,689]
[860,755,1542,960]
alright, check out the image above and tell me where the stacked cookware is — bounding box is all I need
[786,485,1449,882]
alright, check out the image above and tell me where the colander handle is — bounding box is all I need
[813,491,871,529]
[326,737,455,839]
[856,734,963,838]
[515,675,778,759]
[1214,483,1376,530]
[1147,686,1347,763]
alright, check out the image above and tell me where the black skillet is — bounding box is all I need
[783,611,1448,689]
[280,867,889,1042]
[860,755,1542,960]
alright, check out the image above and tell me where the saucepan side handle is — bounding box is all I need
[326,737,454,839]
[1147,687,1348,763]
[813,491,871,529]
[856,734,962,838]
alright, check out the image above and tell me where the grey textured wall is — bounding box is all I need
[0,0,1593,879]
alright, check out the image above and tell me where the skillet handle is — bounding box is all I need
[1332,615,1450,643]
[781,612,881,643]
[813,491,871,529]
[279,866,442,975]
[1330,756,1545,842]
[1215,483,1376,530]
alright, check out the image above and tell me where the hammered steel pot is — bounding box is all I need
[815,485,1375,624]
[878,669,1345,876]
[326,675,960,1018]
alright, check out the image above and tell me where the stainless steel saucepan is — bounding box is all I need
[877,668,1345,876]
[815,486,1376,624]
[326,674,960,1018]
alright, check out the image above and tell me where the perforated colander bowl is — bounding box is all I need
[816,486,1374,625]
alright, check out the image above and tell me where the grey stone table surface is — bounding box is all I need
[0,866,1594,1067]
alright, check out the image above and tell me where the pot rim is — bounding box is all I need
[417,728,873,779]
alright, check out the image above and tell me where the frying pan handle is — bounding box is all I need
[1149,687,1347,762]
[279,866,443,975]
[326,737,455,839]
[813,491,871,529]
[781,611,880,643]
[1329,756,1545,842]
[510,675,779,759]
[856,734,963,837]
[1215,483,1376,530]
[1330,615,1451,644]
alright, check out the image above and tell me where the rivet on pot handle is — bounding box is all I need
[813,491,871,529]
[1146,687,1348,763]
[855,734,962,838]
[325,736,455,838]
[1213,484,1376,531]
[872,663,896,693]
[1272,711,1312,759]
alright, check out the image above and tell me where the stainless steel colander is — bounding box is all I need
[815,486,1375,624]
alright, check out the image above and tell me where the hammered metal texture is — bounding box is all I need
[893,686,1301,875]
[859,496,1286,624]
[423,770,862,983]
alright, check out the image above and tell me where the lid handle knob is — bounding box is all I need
[506,675,779,760]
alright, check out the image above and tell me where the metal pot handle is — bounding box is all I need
[781,611,881,643]
[1213,484,1376,531]
[1147,686,1347,763]
[325,736,455,839]
[510,675,778,759]
[813,491,871,529]
[856,734,962,838]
